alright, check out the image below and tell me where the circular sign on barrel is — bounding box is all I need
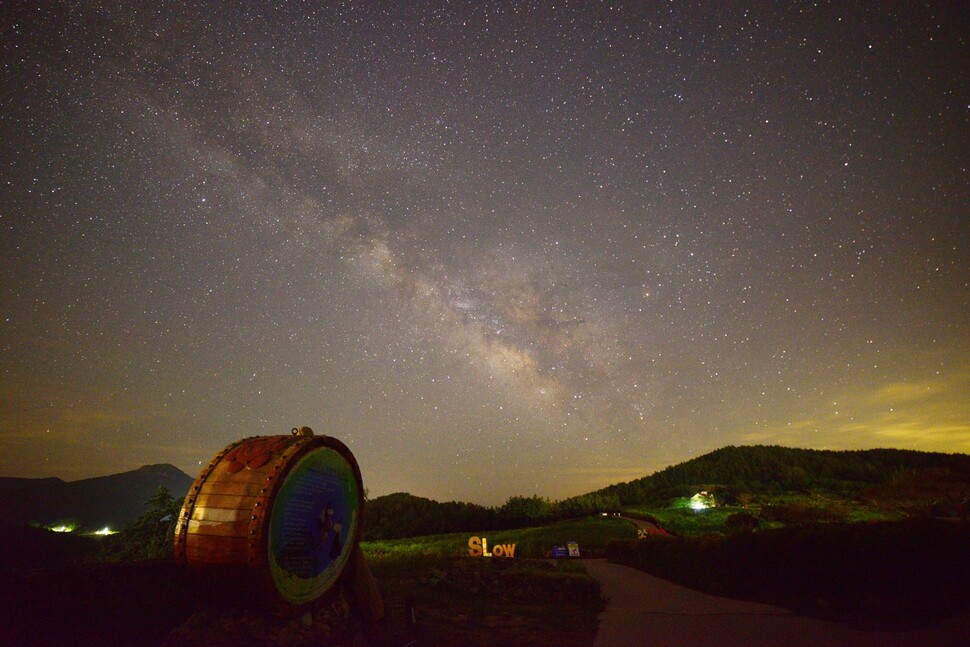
[267,443,360,605]
[175,427,364,609]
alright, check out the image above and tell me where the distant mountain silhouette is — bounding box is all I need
[0,464,193,530]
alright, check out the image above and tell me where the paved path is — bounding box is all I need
[618,515,669,537]
[585,559,970,647]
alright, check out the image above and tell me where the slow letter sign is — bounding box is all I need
[468,536,516,558]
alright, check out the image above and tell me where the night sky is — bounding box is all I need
[2,1,967,505]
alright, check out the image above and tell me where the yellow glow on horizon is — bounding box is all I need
[48,524,75,533]
[748,369,970,454]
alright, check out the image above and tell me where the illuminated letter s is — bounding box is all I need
[468,536,482,557]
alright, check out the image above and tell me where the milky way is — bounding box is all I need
[2,1,967,503]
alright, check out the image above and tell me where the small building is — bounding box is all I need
[690,491,715,510]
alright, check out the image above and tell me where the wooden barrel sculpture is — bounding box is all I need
[174,427,363,609]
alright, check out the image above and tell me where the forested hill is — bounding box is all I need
[583,445,970,507]
[361,446,970,540]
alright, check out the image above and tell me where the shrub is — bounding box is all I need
[760,503,844,526]
[725,511,760,533]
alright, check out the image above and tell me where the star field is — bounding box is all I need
[1,1,968,504]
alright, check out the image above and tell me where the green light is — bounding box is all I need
[690,491,715,511]
[48,524,75,533]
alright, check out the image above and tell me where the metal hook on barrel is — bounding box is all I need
[292,426,315,437]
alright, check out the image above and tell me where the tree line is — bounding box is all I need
[588,445,970,507]
[362,491,621,540]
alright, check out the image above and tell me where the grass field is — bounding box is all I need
[624,495,903,537]
[361,516,628,645]
[362,515,636,575]
[625,506,743,536]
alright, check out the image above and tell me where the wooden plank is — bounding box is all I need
[187,518,251,538]
[185,535,248,564]
[205,459,246,481]
[194,493,257,510]
[206,453,275,481]
[196,478,272,497]
[191,506,247,523]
